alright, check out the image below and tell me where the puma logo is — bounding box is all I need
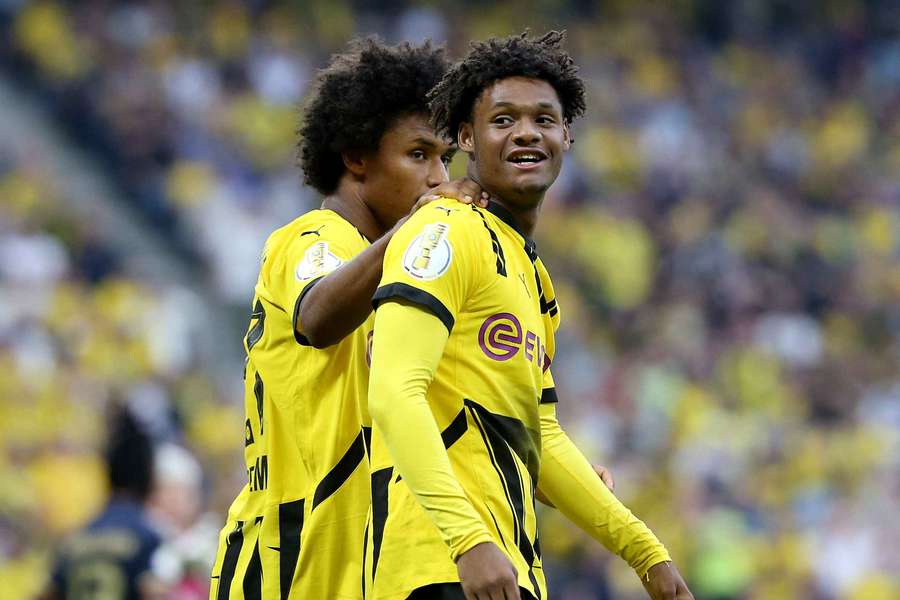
[300,226,325,237]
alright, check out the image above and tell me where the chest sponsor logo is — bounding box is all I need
[402,222,452,280]
[478,312,548,370]
[295,241,343,280]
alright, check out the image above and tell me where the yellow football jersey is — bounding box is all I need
[365,199,560,600]
[210,209,373,600]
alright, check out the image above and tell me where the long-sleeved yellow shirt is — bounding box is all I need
[365,199,670,600]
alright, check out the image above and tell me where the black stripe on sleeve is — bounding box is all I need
[540,388,558,404]
[278,499,304,600]
[370,467,393,585]
[545,298,558,316]
[372,283,454,333]
[312,431,366,510]
[292,276,325,345]
[216,521,244,600]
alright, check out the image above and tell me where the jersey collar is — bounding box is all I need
[485,201,538,261]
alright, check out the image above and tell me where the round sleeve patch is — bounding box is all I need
[402,222,453,281]
[295,241,343,280]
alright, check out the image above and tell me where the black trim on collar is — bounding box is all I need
[485,201,538,261]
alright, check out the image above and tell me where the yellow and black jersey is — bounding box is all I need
[365,199,560,600]
[211,209,373,600]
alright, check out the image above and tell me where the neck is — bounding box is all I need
[499,199,541,237]
[321,179,385,241]
[466,171,541,237]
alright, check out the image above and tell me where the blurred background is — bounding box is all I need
[1,0,899,598]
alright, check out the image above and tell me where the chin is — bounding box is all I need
[511,181,551,200]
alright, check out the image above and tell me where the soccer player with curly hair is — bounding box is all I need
[367,32,694,600]
[208,38,490,600]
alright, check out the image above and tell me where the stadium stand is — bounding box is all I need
[0,1,897,598]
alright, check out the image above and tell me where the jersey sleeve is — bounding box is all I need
[538,402,671,577]
[368,300,494,560]
[265,222,358,345]
[373,200,485,333]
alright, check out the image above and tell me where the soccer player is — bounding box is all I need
[208,39,491,600]
[367,32,694,600]
[45,409,166,600]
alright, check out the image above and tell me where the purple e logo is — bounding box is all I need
[478,313,523,361]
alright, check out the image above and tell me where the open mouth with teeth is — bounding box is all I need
[507,150,547,169]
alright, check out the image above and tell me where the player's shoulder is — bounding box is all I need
[400,198,490,247]
[270,209,360,248]
[266,210,362,262]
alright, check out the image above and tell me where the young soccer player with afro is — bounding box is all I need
[367,32,695,600]
[210,38,489,600]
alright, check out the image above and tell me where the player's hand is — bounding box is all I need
[594,463,615,491]
[412,178,490,214]
[641,561,694,600]
[457,542,520,600]
[535,464,614,507]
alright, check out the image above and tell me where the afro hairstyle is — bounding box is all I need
[298,38,449,196]
[428,31,586,141]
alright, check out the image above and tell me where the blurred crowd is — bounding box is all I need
[0,143,246,597]
[1,1,899,599]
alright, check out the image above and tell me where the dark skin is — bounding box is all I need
[298,113,489,348]
[458,76,570,238]
[456,77,694,600]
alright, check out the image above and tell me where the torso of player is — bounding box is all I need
[368,199,558,599]
[227,209,373,518]
[212,210,376,600]
[371,199,556,478]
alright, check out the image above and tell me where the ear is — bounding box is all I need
[562,123,572,151]
[341,150,367,178]
[457,123,475,153]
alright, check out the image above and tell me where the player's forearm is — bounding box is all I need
[369,301,493,560]
[297,235,390,347]
[538,403,671,578]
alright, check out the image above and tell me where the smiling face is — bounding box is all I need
[458,77,570,210]
[361,112,455,229]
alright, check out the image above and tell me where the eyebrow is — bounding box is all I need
[410,137,439,148]
[491,101,558,110]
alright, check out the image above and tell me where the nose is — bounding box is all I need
[427,156,449,188]
[512,118,541,146]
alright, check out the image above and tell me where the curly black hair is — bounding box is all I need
[298,38,449,195]
[429,31,586,140]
